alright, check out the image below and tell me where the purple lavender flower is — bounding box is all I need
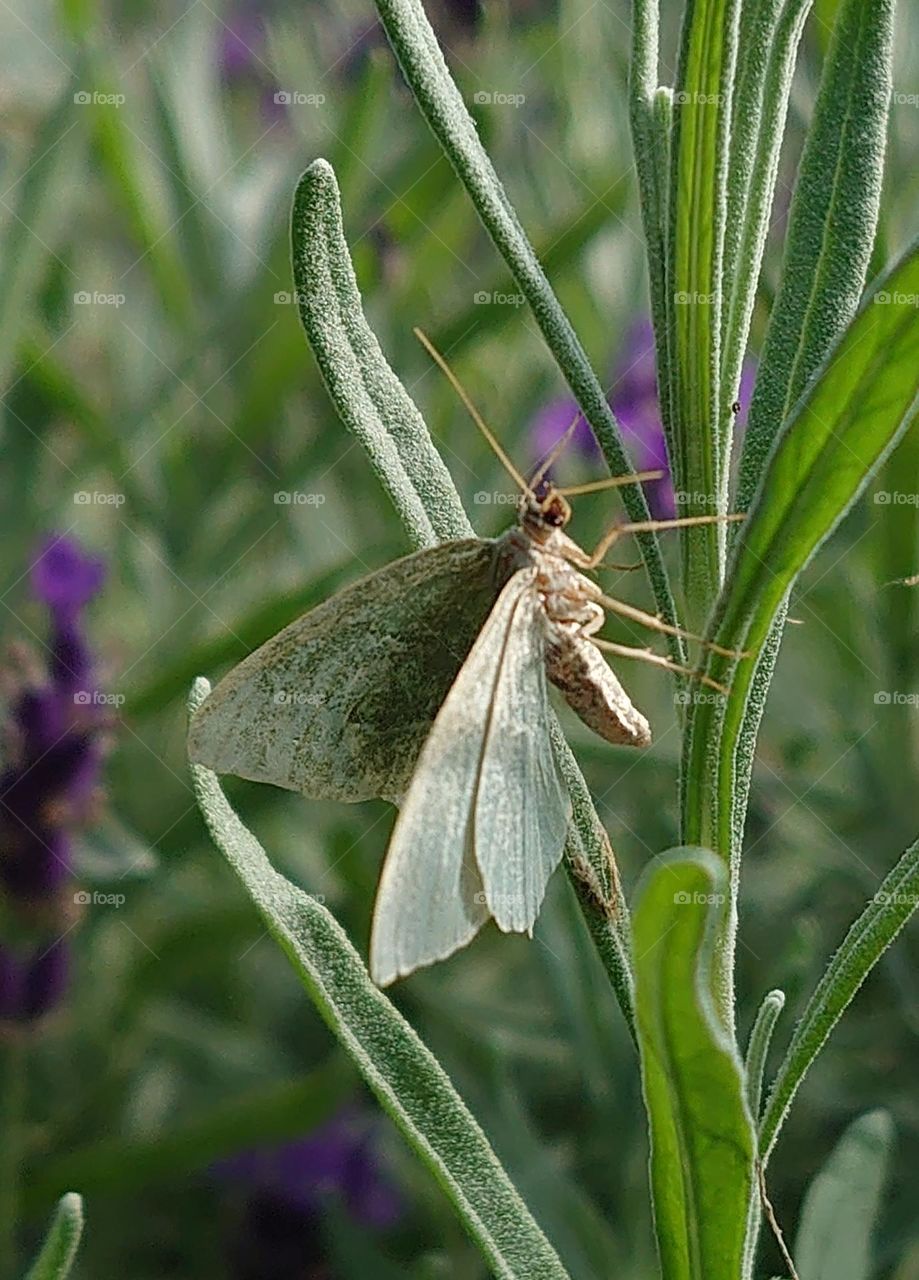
[609,317,675,518]
[0,534,107,1023]
[215,1105,403,1226]
[528,317,757,519]
[215,1104,403,1277]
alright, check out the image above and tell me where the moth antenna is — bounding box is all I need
[529,412,583,489]
[413,327,531,496]
[557,470,665,497]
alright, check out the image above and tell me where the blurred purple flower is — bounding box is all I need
[530,400,602,471]
[219,11,265,78]
[0,533,107,1023]
[215,1105,403,1227]
[528,317,757,519]
[215,1105,403,1279]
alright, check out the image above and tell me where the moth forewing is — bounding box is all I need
[369,569,570,986]
[472,578,570,933]
[187,538,503,804]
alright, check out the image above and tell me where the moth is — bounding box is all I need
[188,333,737,985]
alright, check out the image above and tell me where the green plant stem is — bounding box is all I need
[373,0,684,668]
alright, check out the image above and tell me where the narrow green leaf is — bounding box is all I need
[23,1193,84,1280]
[760,837,919,1159]
[633,849,755,1280]
[292,159,471,550]
[721,0,813,413]
[794,1111,894,1280]
[739,0,895,499]
[683,241,919,1012]
[667,0,740,614]
[188,679,570,1280]
[740,989,786,1280]
[722,0,895,882]
[628,1,673,435]
[744,989,785,1122]
[372,0,684,664]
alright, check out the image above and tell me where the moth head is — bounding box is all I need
[521,479,572,536]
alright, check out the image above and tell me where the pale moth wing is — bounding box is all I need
[370,568,571,986]
[188,539,502,804]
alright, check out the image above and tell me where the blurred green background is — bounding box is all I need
[2,0,919,1274]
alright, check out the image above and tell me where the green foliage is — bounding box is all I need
[633,850,756,1279]
[23,1194,84,1280]
[794,1111,894,1280]
[189,679,570,1280]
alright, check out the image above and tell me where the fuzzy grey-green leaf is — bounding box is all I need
[292,158,471,549]
[794,1111,894,1280]
[189,678,570,1280]
[23,1193,84,1280]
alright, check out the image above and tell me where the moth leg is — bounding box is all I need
[580,513,746,570]
[590,637,729,694]
[588,588,748,659]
